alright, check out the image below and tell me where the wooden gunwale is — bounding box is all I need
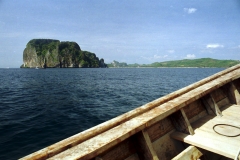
[20,64,240,160]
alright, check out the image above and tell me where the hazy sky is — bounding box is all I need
[1,0,240,68]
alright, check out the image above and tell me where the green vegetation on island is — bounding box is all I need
[108,58,240,68]
[21,39,107,68]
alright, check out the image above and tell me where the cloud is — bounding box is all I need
[206,44,224,49]
[185,54,196,59]
[141,54,169,61]
[167,50,175,53]
[184,8,197,14]
[153,54,161,59]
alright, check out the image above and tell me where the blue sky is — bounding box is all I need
[1,0,240,68]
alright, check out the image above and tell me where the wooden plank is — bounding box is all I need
[221,105,240,119]
[171,131,239,159]
[191,110,240,140]
[223,82,240,105]
[195,125,240,141]
[191,115,240,133]
[188,110,208,124]
[231,82,240,105]
[180,109,194,135]
[211,87,227,104]
[183,100,206,120]
[152,130,184,160]
[170,109,194,135]
[202,94,222,116]
[216,97,231,108]
[146,117,174,142]
[201,97,215,115]
[170,110,190,135]
[96,138,136,160]
[172,146,202,160]
[210,94,222,116]
[134,130,159,160]
[222,105,240,113]
[125,154,140,160]
[234,78,240,88]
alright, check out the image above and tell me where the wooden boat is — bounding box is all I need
[21,64,240,160]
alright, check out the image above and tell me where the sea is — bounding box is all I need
[0,67,224,160]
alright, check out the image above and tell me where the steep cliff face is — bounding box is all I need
[21,39,107,68]
[23,45,39,68]
[22,39,60,68]
[58,41,81,68]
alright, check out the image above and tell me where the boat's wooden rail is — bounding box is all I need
[21,64,240,160]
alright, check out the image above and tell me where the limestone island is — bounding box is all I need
[20,39,107,68]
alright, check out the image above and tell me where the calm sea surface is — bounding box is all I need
[0,68,223,159]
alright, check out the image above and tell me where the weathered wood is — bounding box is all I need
[134,130,159,160]
[202,95,222,116]
[210,94,223,116]
[146,117,173,142]
[170,110,188,134]
[183,100,205,120]
[172,104,240,159]
[180,109,194,135]
[229,82,240,105]
[152,130,184,160]
[172,146,202,160]
[221,104,240,120]
[216,97,230,108]
[170,109,194,135]
[233,79,240,104]
[201,97,215,115]
[20,65,240,160]
[234,78,240,90]
[210,87,227,105]
[192,118,240,139]
[96,138,136,160]
[125,154,140,160]
[171,131,240,159]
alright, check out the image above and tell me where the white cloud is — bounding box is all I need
[141,54,169,61]
[185,54,196,59]
[184,8,197,14]
[206,44,224,49]
[153,54,162,59]
[167,50,175,53]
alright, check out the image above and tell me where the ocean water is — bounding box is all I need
[0,67,223,160]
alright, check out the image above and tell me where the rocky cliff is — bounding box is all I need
[21,39,107,68]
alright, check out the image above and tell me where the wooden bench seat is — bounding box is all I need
[171,105,240,159]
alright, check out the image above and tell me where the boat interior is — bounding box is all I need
[21,65,240,160]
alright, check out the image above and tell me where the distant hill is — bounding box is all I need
[108,58,240,68]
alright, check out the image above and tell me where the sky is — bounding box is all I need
[1,0,240,68]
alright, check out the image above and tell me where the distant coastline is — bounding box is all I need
[107,58,240,68]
